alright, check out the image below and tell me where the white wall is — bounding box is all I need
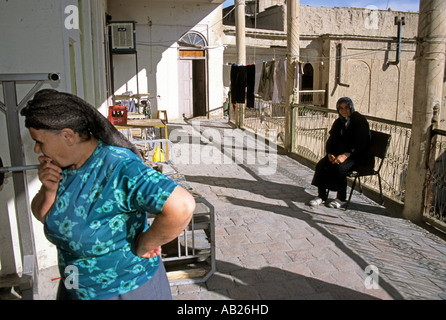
[202,8,226,116]
[0,0,109,275]
[108,0,225,120]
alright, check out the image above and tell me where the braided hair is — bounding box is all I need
[21,89,142,160]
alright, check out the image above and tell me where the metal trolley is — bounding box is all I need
[147,197,216,286]
[143,141,215,285]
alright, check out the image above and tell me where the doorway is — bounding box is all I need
[178,51,207,118]
[192,59,206,117]
[301,63,314,90]
[300,63,314,104]
[178,31,208,118]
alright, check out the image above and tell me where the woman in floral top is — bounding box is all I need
[21,89,195,300]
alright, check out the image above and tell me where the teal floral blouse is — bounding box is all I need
[44,140,178,300]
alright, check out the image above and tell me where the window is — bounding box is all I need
[178,31,206,48]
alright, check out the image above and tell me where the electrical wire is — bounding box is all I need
[136,4,236,47]
[135,3,417,66]
[259,41,415,66]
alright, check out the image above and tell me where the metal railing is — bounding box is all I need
[299,90,326,107]
[236,90,326,143]
[425,129,446,231]
[243,99,286,143]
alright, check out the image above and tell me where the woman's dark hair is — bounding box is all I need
[21,89,142,159]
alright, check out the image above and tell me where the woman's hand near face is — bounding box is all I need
[37,156,62,193]
[31,156,62,223]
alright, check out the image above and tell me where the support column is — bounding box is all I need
[285,0,299,152]
[235,0,246,128]
[403,0,446,222]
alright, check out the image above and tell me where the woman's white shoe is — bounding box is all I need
[328,199,345,209]
[309,197,323,206]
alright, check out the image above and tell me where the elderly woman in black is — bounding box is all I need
[309,97,373,209]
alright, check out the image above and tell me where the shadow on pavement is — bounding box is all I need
[186,260,384,300]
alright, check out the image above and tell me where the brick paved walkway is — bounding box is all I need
[170,118,446,300]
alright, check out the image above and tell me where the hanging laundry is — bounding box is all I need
[230,64,247,104]
[257,61,267,100]
[298,60,304,75]
[272,58,286,104]
[254,62,263,94]
[246,64,255,108]
[223,64,232,87]
[257,60,275,101]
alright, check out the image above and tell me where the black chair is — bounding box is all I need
[345,130,391,210]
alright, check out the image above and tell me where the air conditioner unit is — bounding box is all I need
[109,21,136,53]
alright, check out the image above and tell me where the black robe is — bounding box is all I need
[312,111,374,193]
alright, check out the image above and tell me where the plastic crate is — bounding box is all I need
[108,106,127,125]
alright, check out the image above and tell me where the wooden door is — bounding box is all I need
[179,59,193,118]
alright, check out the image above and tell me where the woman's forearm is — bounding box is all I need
[31,187,57,223]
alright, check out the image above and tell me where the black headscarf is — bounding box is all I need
[21,89,142,160]
[335,97,355,128]
[336,97,355,115]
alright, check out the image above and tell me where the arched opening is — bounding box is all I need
[301,63,314,90]
[301,63,314,104]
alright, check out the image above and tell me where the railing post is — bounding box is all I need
[291,104,298,153]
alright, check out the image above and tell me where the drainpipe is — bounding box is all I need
[388,16,405,66]
[403,0,446,223]
[336,44,350,87]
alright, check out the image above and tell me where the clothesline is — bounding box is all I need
[222,42,404,67]
[227,58,289,106]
